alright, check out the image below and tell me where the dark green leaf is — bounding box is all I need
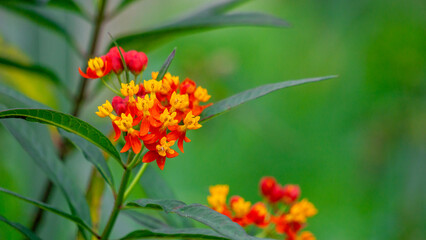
[121,228,228,239]
[0,215,42,240]
[114,0,143,14]
[200,76,337,123]
[59,129,115,189]
[110,1,288,52]
[157,48,176,81]
[0,56,62,86]
[0,3,80,54]
[127,199,253,240]
[0,0,85,17]
[0,108,123,167]
[122,210,169,229]
[0,112,92,239]
[139,166,194,228]
[0,187,97,237]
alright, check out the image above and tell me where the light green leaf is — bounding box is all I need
[127,199,255,240]
[200,76,337,123]
[139,166,194,228]
[0,0,85,17]
[0,108,123,167]
[59,129,115,189]
[110,0,288,52]
[0,3,80,54]
[0,56,61,86]
[114,0,143,14]
[121,228,228,240]
[0,114,92,239]
[122,210,169,229]
[156,48,176,81]
[0,83,48,109]
[0,187,97,237]
[0,215,42,240]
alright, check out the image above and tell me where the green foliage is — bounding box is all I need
[127,199,257,240]
[121,228,228,239]
[0,187,96,237]
[157,48,176,81]
[0,0,85,17]
[200,76,337,122]
[0,108,123,167]
[0,215,42,240]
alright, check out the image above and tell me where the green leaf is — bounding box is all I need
[0,0,86,17]
[139,166,194,228]
[0,187,97,237]
[110,0,288,52]
[0,113,92,239]
[156,48,176,81]
[0,56,61,86]
[114,0,143,14]
[0,83,48,109]
[59,129,115,189]
[0,108,123,167]
[127,199,254,240]
[0,3,80,54]
[200,76,337,123]
[121,228,228,239]
[0,215,42,240]
[122,210,169,229]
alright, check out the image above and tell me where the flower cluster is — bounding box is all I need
[82,47,212,170]
[207,177,317,240]
[79,47,148,78]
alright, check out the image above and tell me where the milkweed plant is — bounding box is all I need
[0,0,336,239]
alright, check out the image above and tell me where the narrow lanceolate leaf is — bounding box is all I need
[122,210,169,229]
[127,199,254,240]
[0,0,86,18]
[0,188,97,237]
[114,0,143,14]
[139,166,194,228]
[0,56,62,86]
[0,113,92,240]
[200,76,337,123]
[121,228,228,239]
[110,0,288,52]
[59,129,115,189]
[0,108,123,167]
[157,48,176,81]
[0,3,80,54]
[0,215,42,240]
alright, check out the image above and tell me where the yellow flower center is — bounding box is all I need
[155,137,175,157]
[231,197,251,218]
[194,86,211,102]
[170,92,189,111]
[136,94,155,116]
[182,111,202,130]
[114,113,134,132]
[95,100,114,118]
[144,79,162,93]
[159,108,178,128]
[121,80,139,102]
[286,199,318,223]
[88,57,104,77]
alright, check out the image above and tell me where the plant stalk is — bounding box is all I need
[123,162,148,200]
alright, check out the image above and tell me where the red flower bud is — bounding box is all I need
[268,184,285,203]
[259,176,277,197]
[107,47,125,74]
[180,78,197,94]
[282,184,301,204]
[246,202,269,228]
[112,96,127,115]
[125,50,148,75]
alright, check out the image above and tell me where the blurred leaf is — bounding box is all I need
[0,188,96,237]
[110,0,288,51]
[59,129,115,189]
[0,215,42,240]
[121,228,228,239]
[123,210,169,229]
[139,166,194,228]
[114,0,143,14]
[0,111,92,239]
[0,108,123,167]
[200,76,337,123]
[157,48,176,81]
[0,0,85,17]
[0,3,80,54]
[127,199,256,240]
[0,56,61,86]
[0,83,48,109]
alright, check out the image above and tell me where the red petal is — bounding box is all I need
[178,137,184,153]
[131,135,142,154]
[120,135,131,153]
[112,122,121,141]
[167,131,181,141]
[142,151,158,163]
[78,67,91,79]
[139,119,150,136]
[166,150,179,158]
[156,156,166,170]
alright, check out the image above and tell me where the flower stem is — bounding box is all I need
[123,162,148,201]
[101,77,121,95]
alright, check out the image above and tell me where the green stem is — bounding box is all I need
[123,162,148,201]
[100,153,133,239]
[101,77,121,95]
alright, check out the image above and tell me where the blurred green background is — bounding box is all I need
[0,0,424,239]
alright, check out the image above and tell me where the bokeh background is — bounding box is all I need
[0,0,424,239]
